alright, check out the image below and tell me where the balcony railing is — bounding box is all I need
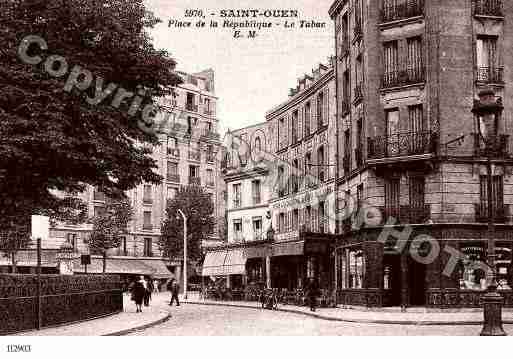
[188,150,201,161]
[367,131,438,160]
[201,129,220,140]
[474,203,507,223]
[473,0,503,17]
[167,174,180,183]
[474,134,509,158]
[476,67,504,84]
[189,177,201,186]
[381,0,424,23]
[382,205,431,224]
[186,103,198,112]
[341,100,350,116]
[382,67,425,88]
[254,232,264,241]
[354,82,363,102]
[343,154,351,174]
[353,19,363,41]
[167,148,180,158]
[355,148,363,167]
[340,41,349,59]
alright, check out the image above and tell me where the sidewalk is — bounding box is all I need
[183,297,513,325]
[16,293,171,336]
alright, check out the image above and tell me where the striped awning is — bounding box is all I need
[202,248,246,276]
[73,257,155,275]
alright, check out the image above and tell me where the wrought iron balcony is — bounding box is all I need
[381,205,431,224]
[474,203,507,223]
[381,0,424,23]
[473,0,503,17]
[474,133,509,158]
[189,177,201,186]
[381,67,425,88]
[354,82,363,102]
[186,103,198,112]
[167,174,180,183]
[188,150,201,161]
[367,131,438,160]
[343,154,351,173]
[353,19,363,41]
[341,100,350,116]
[476,67,504,84]
[355,148,363,167]
[167,148,180,158]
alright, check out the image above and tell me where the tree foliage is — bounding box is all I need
[0,0,182,235]
[160,186,215,262]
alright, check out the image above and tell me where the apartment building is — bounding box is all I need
[201,123,272,288]
[330,0,513,308]
[2,69,225,283]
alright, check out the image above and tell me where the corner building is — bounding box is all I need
[330,0,513,308]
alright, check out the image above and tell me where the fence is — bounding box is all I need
[0,274,123,335]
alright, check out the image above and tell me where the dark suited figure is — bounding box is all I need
[306,278,320,312]
[168,278,180,306]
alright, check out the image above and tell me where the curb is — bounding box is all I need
[184,301,513,326]
[103,310,172,336]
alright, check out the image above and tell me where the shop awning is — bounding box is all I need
[202,248,247,276]
[272,241,304,257]
[73,257,155,275]
[139,259,174,278]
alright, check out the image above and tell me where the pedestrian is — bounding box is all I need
[144,276,153,307]
[305,277,319,312]
[168,278,180,306]
[131,277,146,313]
[153,279,160,294]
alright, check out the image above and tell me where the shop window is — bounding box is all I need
[459,244,488,291]
[496,243,512,290]
[348,249,364,289]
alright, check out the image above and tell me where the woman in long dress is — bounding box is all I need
[131,276,146,313]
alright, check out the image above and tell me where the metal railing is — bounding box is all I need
[368,131,438,160]
[476,66,504,84]
[167,174,180,183]
[381,67,425,88]
[189,177,201,185]
[474,133,509,158]
[381,0,424,23]
[186,103,198,112]
[354,82,363,101]
[381,204,431,224]
[473,0,503,16]
[474,203,507,223]
[167,148,180,158]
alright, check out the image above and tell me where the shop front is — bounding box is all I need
[335,225,513,309]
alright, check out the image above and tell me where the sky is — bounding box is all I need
[145,0,335,134]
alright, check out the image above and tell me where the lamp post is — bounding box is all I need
[472,88,506,336]
[177,209,188,300]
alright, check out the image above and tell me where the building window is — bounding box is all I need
[252,180,261,205]
[348,249,364,289]
[167,162,179,182]
[385,178,400,219]
[186,92,196,112]
[342,71,350,111]
[253,217,263,240]
[66,233,77,250]
[317,92,324,128]
[293,209,299,231]
[383,40,399,86]
[409,177,425,208]
[407,36,423,81]
[292,159,299,192]
[344,129,351,173]
[167,187,177,201]
[479,175,504,220]
[121,236,127,256]
[206,169,214,186]
[167,137,177,151]
[144,238,153,257]
[143,185,152,204]
[233,219,243,242]
[278,117,287,149]
[278,212,285,233]
[304,102,311,136]
[233,183,241,208]
[292,110,299,143]
[476,36,501,83]
[189,165,200,185]
[305,206,312,231]
[254,137,262,153]
[143,211,152,230]
[93,206,105,217]
[386,109,400,156]
[317,146,325,182]
[278,166,286,197]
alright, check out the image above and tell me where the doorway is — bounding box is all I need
[408,257,426,306]
[383,254,402,306]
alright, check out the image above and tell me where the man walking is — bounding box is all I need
[168,278,180,306]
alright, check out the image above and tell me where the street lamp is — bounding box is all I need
[472,87,506,336]
[177,209,188,300]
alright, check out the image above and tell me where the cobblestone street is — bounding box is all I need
[127,295,513,336]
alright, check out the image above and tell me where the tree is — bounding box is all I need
[89,197,133,272]
[160,186,215,262]
[0,0,182,235]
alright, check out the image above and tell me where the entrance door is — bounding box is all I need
[383,254,402,306]
[408,257,426,306]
